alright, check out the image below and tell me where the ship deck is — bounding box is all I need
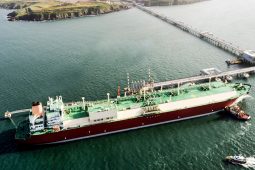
[61,82,246,120]
[63,106,88,121]
[116,82,236,110]
[61,82,246,122]
[26,81,249,136]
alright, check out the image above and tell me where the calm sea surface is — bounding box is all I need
[0,0,255,169]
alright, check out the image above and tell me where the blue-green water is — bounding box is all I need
[0,0,255,169]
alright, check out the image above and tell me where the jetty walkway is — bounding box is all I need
[135,4,244,57]
[152,66,255,88]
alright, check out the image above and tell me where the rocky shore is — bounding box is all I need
[0,1,130,21]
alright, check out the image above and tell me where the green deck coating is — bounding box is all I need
[63,106,89,121]
[59,82,249,120]
[112,82,248,111]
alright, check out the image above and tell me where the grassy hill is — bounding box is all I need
[0,0,130,21]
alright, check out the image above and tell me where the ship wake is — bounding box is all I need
[241,157,255,169]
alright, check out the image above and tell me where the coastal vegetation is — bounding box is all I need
[0,0,130,21]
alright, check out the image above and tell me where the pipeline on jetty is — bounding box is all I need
[151,66,255,88]
[135,4,244,58]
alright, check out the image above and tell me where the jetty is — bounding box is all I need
[151,66,255,88]
[134,4,253,59]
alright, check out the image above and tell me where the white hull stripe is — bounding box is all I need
[45,110,223,145]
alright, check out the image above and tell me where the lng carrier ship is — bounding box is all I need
[11,75,250,145]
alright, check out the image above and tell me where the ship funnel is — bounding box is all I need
[32,102,44,116]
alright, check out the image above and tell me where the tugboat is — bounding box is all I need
[225,155,247,165]
[225,105,251,120]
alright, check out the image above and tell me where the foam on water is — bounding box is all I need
[241,157,255,169]
[231,95,253,106]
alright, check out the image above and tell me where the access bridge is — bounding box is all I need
[135,4,245,58]
[151,66,255,88]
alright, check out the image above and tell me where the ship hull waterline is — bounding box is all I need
[16,98,237,145]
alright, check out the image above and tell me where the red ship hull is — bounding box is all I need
[16,98,237,145]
